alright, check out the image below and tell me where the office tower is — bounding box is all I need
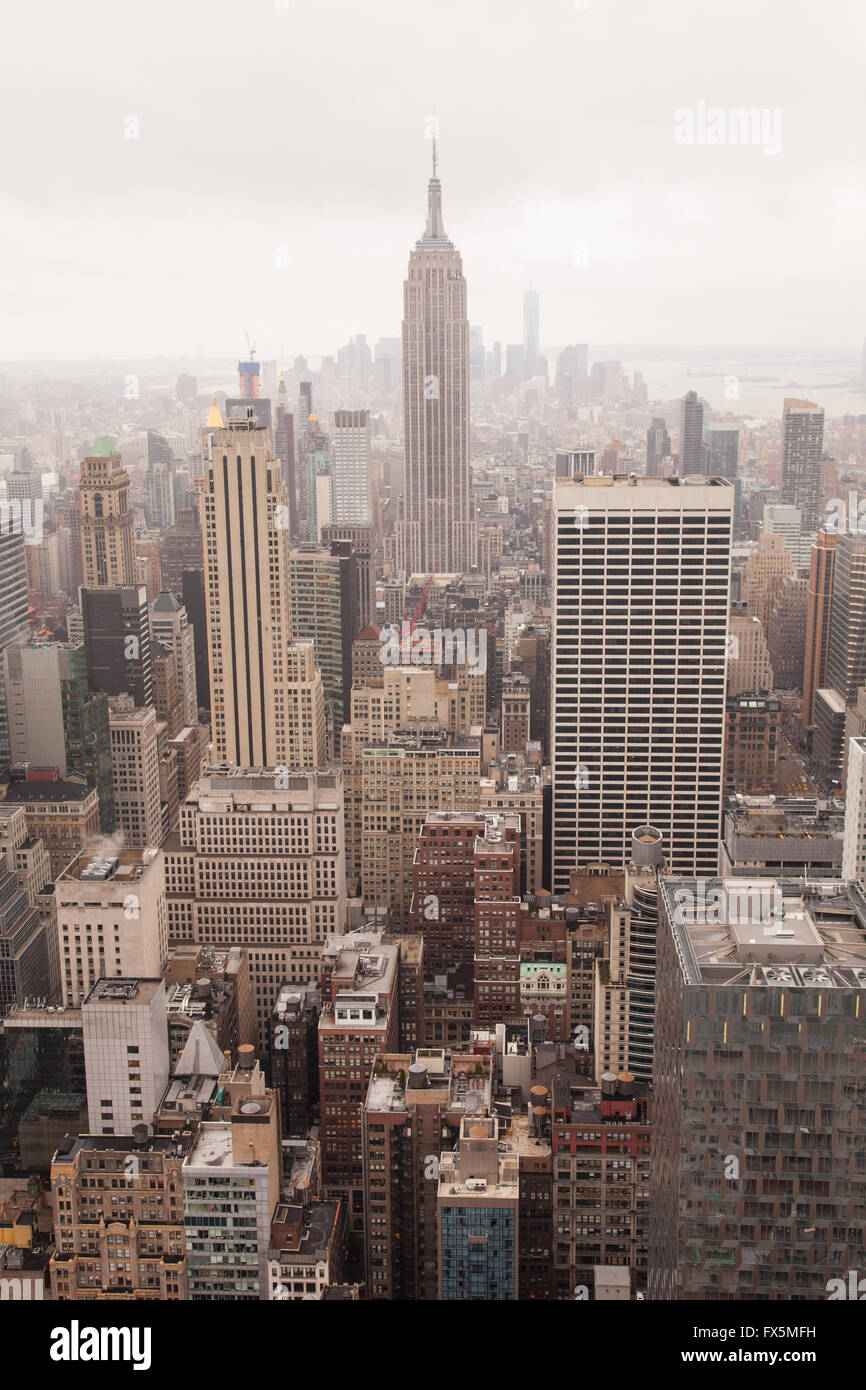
[331,409,373,525]
[304,419,333,541]
[552,1074,650,1298]
[645,418,672,477]
[176,373,197,404]
[724,691,781,793]
[510,623,550,757]
[480,755,546,894]
[269,982,320,1137]
[501,674,530,753]
[398,146,475,577]
[108,698,162,848]
[762,502,809,565]
[591,826,665,1080]
[237,353,260,399]
[406,811,517,975]
[0,842,49,1013]
[183,1065,281,1300]
[707,427,739,479]
[289,546,359,736]
[678,390,704,474]
[523,288,539,378]
[740,533,796,631]
[4,641,115,829]
[50,1127,192,1299]
[151,591,198,727]
[719,796,843,878]
[825,531,866,705]
[321,522,375,629]
[274,373,298,537]
[726,610,774,695]
[81,976,170,1135]
[182,569,209,714]
[78,437,135,588]
[0,1002,87,1175]
[24,531,63,599]
[158,507,203,596]
[842,736,866,880]
[766,575,807,689]
[801,530,836,736]
[362,1048,494,1300]
[555,344,588,402]
[551,476,732,890]
[437,1115,519,1300]
[318,931,400,1223]
[555,447,596,479]
[651,876,866,1300]
[295,380,313,514]
[504,344,525,384]
[780,398,825,530]
[5,469,43,507]
[0,803,50,907]
[201,416,301,768]
[80,584,153,707]
[55,848,168,1007]
[164,769,345,1049]
[3,778,100,880]
[0,528,28,767]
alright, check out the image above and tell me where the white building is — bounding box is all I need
[331,409,372,526]
[843,735,866,881]
[151,591,198,727]
[550,475,733,890]
[109,697,162,848]
[82,976,170,1135]
[55,848,168,1006]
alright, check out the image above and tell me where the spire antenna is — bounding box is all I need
[432,135,438,179]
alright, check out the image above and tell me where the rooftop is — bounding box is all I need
[661,877,866,987]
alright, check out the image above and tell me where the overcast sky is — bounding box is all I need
[2,0,864,362]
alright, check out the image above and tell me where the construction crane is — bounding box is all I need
[243,330,256,361]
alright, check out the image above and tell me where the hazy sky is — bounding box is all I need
[2,0,864,361]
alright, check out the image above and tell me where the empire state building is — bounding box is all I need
[398,145,476,577]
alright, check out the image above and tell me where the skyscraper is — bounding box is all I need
[678,390,704,474]
[801,530,837,737]
[398,144,475,577]
[523,288,539,379]
[79,437,135,588]
[645,418,672,477]
[331,409,373,525]
[780,398,825,530]
[550,475,732,890]
[201,413,302,768]
[0,527,29,766]
[707,427,739,479]
[651,875,866,1299]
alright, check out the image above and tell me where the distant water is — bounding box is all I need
[616,354,866,419]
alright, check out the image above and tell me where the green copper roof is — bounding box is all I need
[89,435,117,457]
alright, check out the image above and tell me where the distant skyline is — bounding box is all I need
[2,0,865,359]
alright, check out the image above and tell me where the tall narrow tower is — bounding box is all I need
[79,436,135,588]
[398,143,475,577]
[201,409,325,769]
